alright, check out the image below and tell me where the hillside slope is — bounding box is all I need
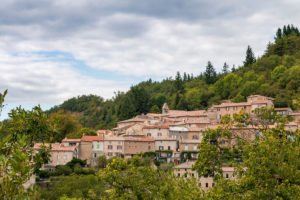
[48,25,300,130]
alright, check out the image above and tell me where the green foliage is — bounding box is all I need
[40,175,106,200]
[96,155,108,169]
[4,106,53,143]
[97,156,203,199]
[0,90,50,200]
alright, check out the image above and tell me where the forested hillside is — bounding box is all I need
[48,25,300,130]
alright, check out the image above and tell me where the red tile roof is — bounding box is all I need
[166,110,207,117]
[143,125,169,129]
[251,100,272,104]
[185,119,210,124]
[61,138,81,143]
[274,108,291,111]
[81,136,103,142]
[154,138,177,141]
[213,102,251,108]
[289,113,300,116]
[34,143,78,151]
[124,137,154,142]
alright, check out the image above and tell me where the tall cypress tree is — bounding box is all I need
[243,45,256,66]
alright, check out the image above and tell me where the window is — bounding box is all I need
[205,183,209,188]
[115,152,120,157]
[63,154,67,160]
[233,106,237,110]
[184,145,188,150]
[193,145,197,150]
[108,152,112,156]
[108,145,113,149]
[159,146,164,150]
[117,145,122,150]
[158,132,162,137]
[168,146,171,150]
[178,173,180,177]
[94,153,97,158]
[226,107,229,111]
[167,153,172,157]
[192,173,194,177]
[148,145,151,150]
[97,144,100,149]
[217,108,220,111]
[212,183,215,187]
[226,174,229,179]
[92,144,94,149]
[192,135,198,140]
[184,174,187,178]
[147,133,151,137]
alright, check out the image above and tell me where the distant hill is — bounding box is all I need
[48,24,300,130]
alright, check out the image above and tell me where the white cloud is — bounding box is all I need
[0,51,127,105]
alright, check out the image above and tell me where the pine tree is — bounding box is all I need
[204,61,217,84]
[175,71,183,91]
[275,28,282,40]
[231,65,236,72]
[243,45,256,66]
[183,72,187,82]
[222,62,229,74]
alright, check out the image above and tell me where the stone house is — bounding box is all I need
[79,136,104,167]
[174,161,235,191]
[34,142,79,170]
[154,138,178,162]
[169,126,189,140]
[124,137,155,158]
[142,125,170,138]
[104,136,125,159]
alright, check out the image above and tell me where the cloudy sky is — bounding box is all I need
[1,0,300,119]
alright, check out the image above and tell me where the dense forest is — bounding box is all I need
[48,25,300,131]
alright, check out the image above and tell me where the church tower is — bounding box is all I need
[162,103,169,115]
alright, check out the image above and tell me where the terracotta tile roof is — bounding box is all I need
[154,137,177,141]
[34,143,78,152]
[124,137,154,142]
[274,108,291,111]
[289,113,300,116]
[251,100,273,104]
[188,127,204,132]
[104,136,125,141]
[175,161,195,169]
[185,119,210,124]
[221,167,235,172]
[61,138,81,143]
[81,136,103,142]
[146,113,162,117]
[143,125,169,129]
[213,102,251,108]
[167,110,207,117]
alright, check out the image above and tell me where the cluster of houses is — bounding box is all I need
[34,95,300,189]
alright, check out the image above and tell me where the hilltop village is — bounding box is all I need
[34,94,300,189]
